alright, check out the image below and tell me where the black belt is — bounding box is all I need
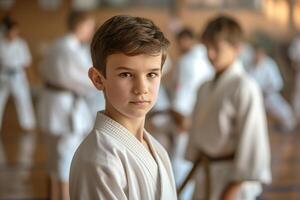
[44,82,79,132]
[0,68,20,76]
[177,151,235,199]
[45,82,68,91]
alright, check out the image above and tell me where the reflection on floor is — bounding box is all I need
[1,100,300,200]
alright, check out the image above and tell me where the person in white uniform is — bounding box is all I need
[248,44,296,132]
[0,15,36,132]
[185,16,271,200]
[38,11,96,200]
[69,15,177,200]
[146,56,174,151]
[238,41,255,71]
[288,35,300,127]
[171,28,214,200]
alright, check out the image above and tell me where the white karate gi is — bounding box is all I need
[186,61,271,200]
[288,36,300,124]
[248,55,296,131]
[38,34,96,181]
[171,44,214,200]
[70,112,177,200]
[0,37,36,131]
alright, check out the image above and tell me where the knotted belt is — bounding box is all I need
[177,151,235,199]
[45,82,79,133]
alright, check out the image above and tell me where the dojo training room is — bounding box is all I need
[1,0,300,199]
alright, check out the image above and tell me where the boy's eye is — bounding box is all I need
[147,72,159,78]
[119,72,132,78]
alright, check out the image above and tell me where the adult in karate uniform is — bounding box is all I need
[0,16,36,132]
[171,28,214,200]
[186,16,271,200]
[248,45,296,132]
[288,35,300,127]
[38,11,96,200]
[70,15,177,200]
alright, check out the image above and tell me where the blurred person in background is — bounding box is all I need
[0,15,36,133]
[238,41,255,71]
[171,27,214,200]
[38,10,96,200]
[185,15,271,200]
[248,44,296,132]
[146,55,174,152]
[288,34,300,129]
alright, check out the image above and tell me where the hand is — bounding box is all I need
[220,182,242,200]
[169,110,190,132]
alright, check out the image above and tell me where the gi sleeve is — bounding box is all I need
[70,157,128,200]
[185,85,205,162]
[20,39,32,68]
[232,79,272,184]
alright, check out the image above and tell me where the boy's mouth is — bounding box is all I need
[129,100,151,105]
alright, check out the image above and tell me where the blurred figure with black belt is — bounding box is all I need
[38,11,97,200]
[0,15,36,132]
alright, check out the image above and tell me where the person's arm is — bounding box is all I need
[232,79,272,184]
[185,86,204,162]
[20,39,32,68]
[265,58,283,93]
[70,158,128,200]
[221,182,243,200]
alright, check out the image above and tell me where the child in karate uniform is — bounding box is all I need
[0,16,36,132]
[69,15,177,199]
[186,15,271,200]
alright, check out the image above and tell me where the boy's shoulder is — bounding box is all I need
[70,125,128,187]
[198,63,260,97]
[73,126,126,167]
[231,70,262,104]
[225,61,260,92]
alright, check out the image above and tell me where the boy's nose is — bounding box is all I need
[133,88,148,95]
[133,78,148,95]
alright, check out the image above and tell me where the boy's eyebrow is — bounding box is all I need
[115,66,161,71]
[115,66,133,71]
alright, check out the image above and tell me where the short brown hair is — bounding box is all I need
[67,10,92,31]
[176,28,194,41]
[201,15,243,47]
[91,15,170,76]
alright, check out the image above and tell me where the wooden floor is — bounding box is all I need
[1,100,300,200]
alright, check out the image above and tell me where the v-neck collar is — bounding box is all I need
[94,112,159,182]
[211,60,244,89]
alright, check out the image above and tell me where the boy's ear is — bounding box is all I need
[88,67,105,90]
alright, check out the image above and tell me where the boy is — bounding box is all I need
[185,15,271,200]
[249,44,296,132]
[69,15,177,199]
[38,11,96,200]
[0,15,36,132]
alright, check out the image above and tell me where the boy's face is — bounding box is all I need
[177,36,194,54]
[7,26,19,40]
[205,40,239,72]
[76,17,95,43]
[90,53,162,121]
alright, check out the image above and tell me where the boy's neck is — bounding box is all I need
[104,109,145,142]
[214,62,232,81]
